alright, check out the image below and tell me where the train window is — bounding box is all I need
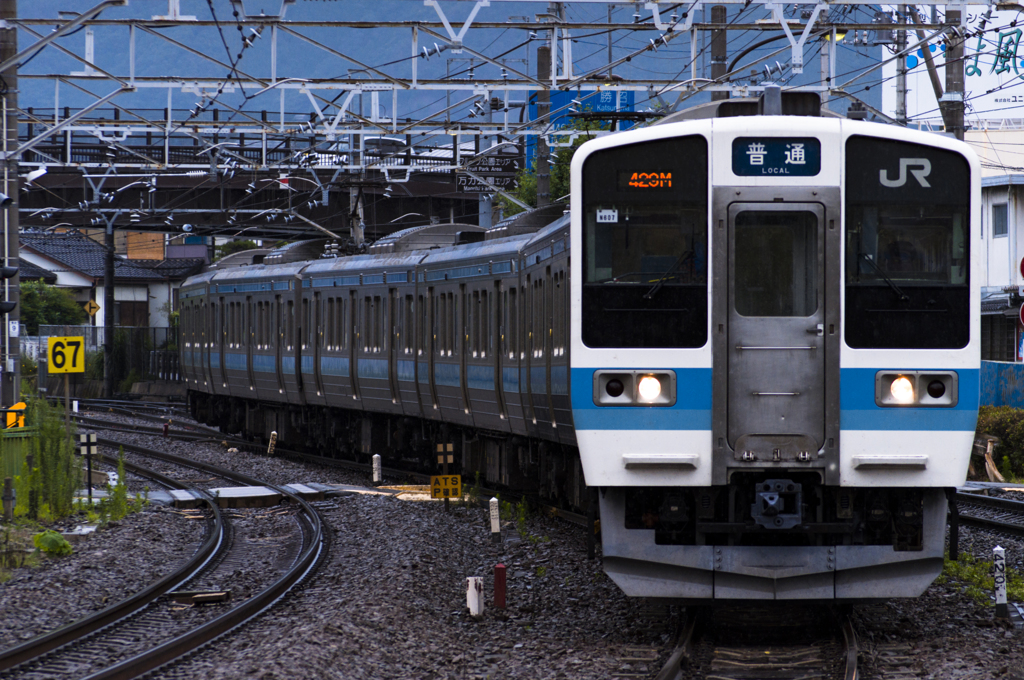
[581,135,708,348]
[419,295,427,356]
[301,299,309,350]
[508,288,518,359]
[734,211,818,317]
[470,291,479,357]
[845,136,970,349]
[405,295,414,354]
[451,292,458,356]
[482,290,489,359]
[363,297,371,352]
[373,296,383,352]
[326,299,335,350]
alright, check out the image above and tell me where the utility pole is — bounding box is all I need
[535,42,551,207]
[104,223,114,398]
[0,0,20,407]
[941,9,965,140]
[895,6,908,126]
[710,5,728,101]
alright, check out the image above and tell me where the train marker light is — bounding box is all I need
[889,376,915,404]
[638,376,662,402]
[605,378,624,398]
[927,380,946,399]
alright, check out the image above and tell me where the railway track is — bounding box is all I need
[0,438,326,680]
[75,410,592,528]
[954,491,1024,538]
[654,605,858,680]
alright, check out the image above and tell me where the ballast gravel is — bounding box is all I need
[0,412,1022,679]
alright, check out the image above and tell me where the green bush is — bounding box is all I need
[975,406,1024,479]
[25,398,81,520]
[32,530,73,557]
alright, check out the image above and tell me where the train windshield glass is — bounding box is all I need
[581,135,708,348]
[845,136,970,349]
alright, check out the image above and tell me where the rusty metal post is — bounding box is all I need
[711,5,729,101]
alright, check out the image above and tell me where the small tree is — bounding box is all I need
[498,117,609,217]
[20,281,88,335]
[214,239,258,261]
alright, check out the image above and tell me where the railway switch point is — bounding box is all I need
[210,486,283,509]
[284,483,325,501]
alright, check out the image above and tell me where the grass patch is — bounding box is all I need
[936,552,1024,605]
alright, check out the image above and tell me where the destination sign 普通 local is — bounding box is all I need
[430,475,462,499]
[456,175,519,193]
[732,138,821,177]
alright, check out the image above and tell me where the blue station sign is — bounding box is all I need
[732,137,821,177]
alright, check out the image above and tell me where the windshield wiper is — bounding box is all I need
[644,250,693,300]
[858,253,909,302]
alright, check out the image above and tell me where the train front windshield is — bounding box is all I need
[581,135,709,348]
[844,136,970,349]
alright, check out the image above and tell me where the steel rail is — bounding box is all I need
[955,492,1024,538]
[79,438,327,680]
[0,460,224,672]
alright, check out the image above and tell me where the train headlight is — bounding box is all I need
[638,376,662,402]
[889,376,915,404]
[875,371,958,407]
[593,370,676,406]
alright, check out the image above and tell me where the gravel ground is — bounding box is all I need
[0,506,205,648]
[1,414,1022,679]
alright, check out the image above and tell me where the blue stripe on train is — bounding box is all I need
[570,367,712,431]
[569,367,979,431]
[839,367,980,431]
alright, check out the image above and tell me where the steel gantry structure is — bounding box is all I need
[0,0,1002,401]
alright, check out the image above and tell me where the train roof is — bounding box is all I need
[524,214,570,249]
[211,261,306,283]
[368,222,485,254]
[418,231,534,268]
[301,251,426,276]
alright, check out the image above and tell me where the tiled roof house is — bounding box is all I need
[20,231,204,328]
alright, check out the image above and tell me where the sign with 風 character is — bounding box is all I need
[430,475,461,500]
[883,9,1024,122]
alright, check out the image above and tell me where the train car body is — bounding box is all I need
[571,117,979,600]
[182,114,979,603]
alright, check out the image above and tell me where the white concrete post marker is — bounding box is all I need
[994,545,1008,619]
[466,576,484,618]
[490,497,500,542]
[372,454,382,485]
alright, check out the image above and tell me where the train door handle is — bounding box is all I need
[806,324,824,336]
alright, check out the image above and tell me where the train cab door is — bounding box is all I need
[725,202,826,462]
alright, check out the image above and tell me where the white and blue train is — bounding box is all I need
[182,106,979,601]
